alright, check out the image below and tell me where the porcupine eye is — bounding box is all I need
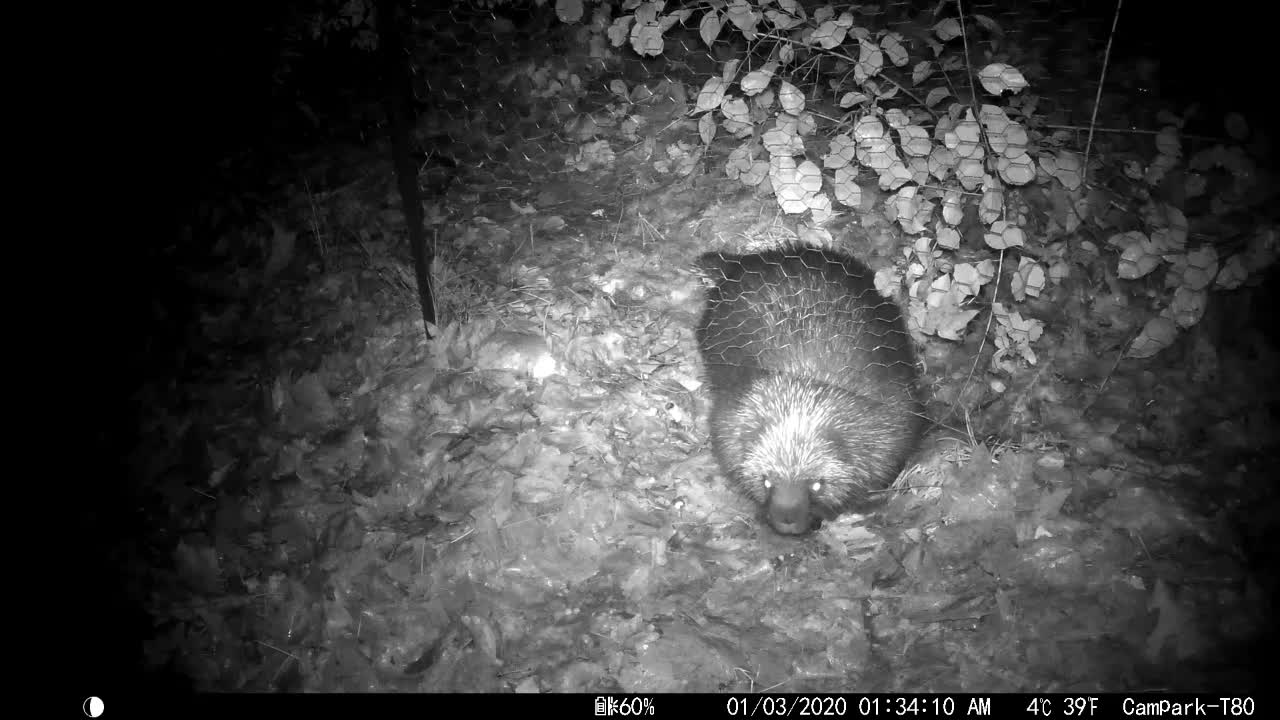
[762,477,773,491]
[810,481,822,494]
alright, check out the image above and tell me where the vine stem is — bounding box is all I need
[1085,0,1130,181]
[753,30,934,115]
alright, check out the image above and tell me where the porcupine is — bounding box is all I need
[696,244,924,535]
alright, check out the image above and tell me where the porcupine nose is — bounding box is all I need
[767,483,812,535]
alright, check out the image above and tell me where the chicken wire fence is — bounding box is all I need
[391,0,1169,176]
[268,0,1242,332]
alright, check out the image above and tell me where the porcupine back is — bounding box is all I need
[696,244,923,534]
